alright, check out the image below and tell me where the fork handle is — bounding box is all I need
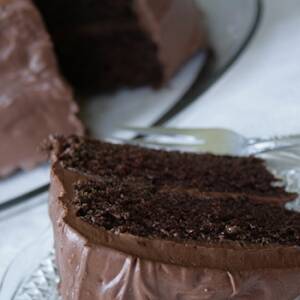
[247,134,300,155]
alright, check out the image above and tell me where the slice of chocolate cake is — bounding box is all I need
[0,0,84,177]
[49,136,299,300]
[33,0,207,90]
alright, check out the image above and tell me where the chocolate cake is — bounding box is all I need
[49,136,300,300]
[33,0,207,90]
[0,0,83,177]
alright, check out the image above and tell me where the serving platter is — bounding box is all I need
[1,148,300,300]
[0,0,262,209]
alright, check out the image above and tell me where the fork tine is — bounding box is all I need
[122,126,210,138]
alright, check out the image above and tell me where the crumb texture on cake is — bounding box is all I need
[73,178,300,245]
[53,135,293,198]
[34,0,162,89]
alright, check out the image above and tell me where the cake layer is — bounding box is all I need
[0,0,84,176]
[49,136,300,300]
[51,136,296,203]
[33,0,207,90]
[73,179,300,245]
[47,26,163,90]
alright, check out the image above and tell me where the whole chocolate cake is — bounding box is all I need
[0,0,83,177]
[49,136,300,300]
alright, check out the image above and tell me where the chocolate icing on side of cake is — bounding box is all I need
[0,0,83,177]
[49,137,300,300]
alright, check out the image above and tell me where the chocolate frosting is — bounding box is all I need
[0,0,83,177]
[135,0,207,82]
[49,159,300,300]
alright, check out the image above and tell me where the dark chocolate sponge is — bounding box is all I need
[33,0,207,91]
[34,0,162,90]
[73,177,300,246]
[51,135,296,202]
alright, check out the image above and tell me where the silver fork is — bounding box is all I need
[121,127,300,156]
